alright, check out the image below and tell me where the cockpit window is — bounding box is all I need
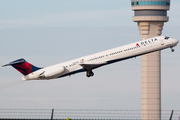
[165,36,170,40]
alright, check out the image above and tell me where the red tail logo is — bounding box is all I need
[3,58,41,76]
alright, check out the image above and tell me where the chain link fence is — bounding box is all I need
[0,109,180,120]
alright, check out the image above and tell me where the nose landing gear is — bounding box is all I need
[170,47,175,52]
[86,70,94,77]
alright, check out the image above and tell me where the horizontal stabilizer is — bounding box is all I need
[2,59,25,67]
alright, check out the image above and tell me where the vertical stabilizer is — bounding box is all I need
[2,58,41,76]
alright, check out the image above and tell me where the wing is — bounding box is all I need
[79,61,107,70]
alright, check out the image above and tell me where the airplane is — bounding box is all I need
[2,36,179,81]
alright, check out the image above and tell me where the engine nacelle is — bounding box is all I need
[39,66,64,79]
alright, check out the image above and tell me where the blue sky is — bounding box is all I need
[0,0,180,113]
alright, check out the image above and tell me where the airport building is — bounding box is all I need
[131,0,171,119]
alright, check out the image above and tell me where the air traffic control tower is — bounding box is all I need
[131,0,170,119]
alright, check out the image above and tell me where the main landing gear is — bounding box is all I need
[170,47,175,52]
[86,70,94,77]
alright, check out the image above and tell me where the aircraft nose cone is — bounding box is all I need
[175,39,179,44]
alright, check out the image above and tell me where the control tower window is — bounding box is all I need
[162,2,165,5]
[148,1,151,5]
[152,1,155,5]
[162,1,164,5]
[166,2,170,5]
[142,1,145,5]
[158,1,161,5]
[145,1,148,5]
[132,1,170,6]
[155,1,158,5]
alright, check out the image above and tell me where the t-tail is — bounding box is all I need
[2,58,41,76]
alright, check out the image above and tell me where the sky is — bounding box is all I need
[0,0,180,114]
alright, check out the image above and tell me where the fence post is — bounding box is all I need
[169,110,174,120]
[51,108,54,120]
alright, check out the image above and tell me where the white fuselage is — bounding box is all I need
[22,36,179,80]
